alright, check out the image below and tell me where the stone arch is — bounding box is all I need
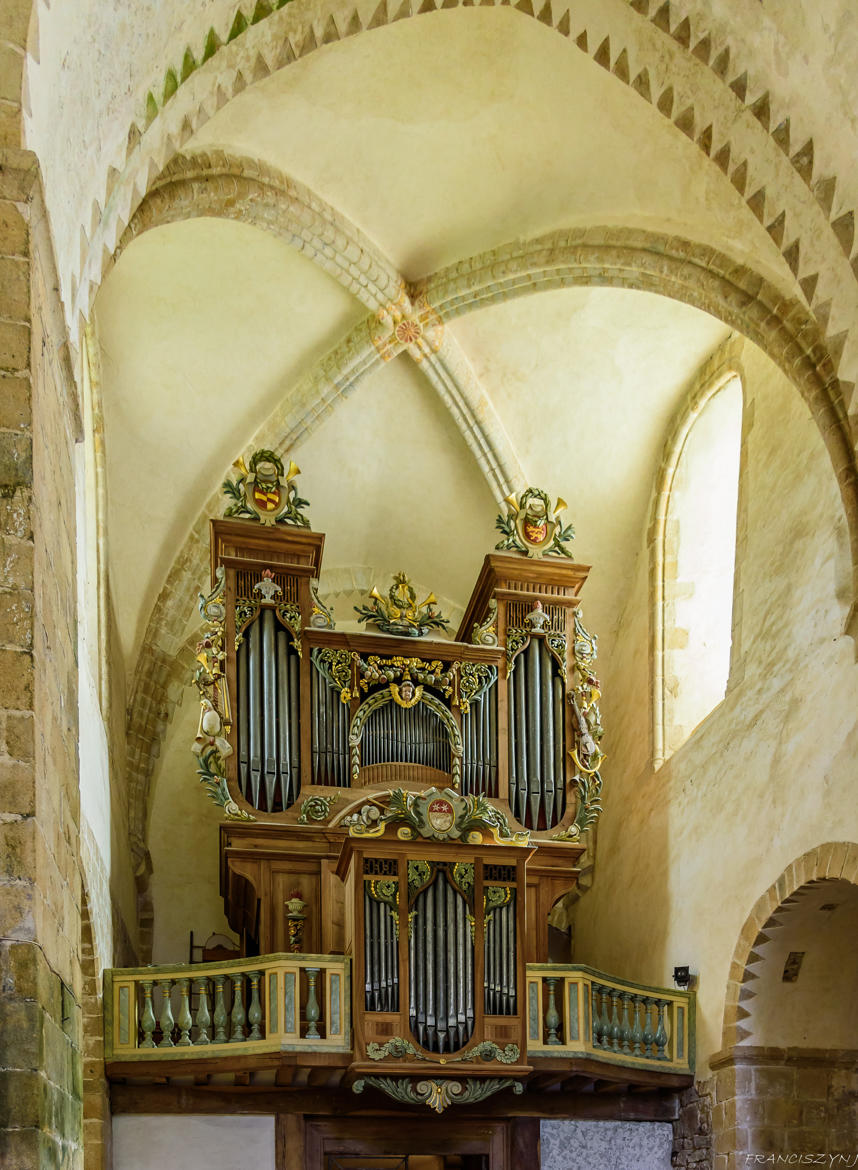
[60,0,858,404]
[125,224,858,872]
[423,227,858,625]
[721,842,858,1050]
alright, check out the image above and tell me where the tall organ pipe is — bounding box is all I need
[488,687,498,797]
[553,675,565,826]
[247,618,262,809]
[508,676,518,815]
[526,638,542,829]
[514,655,527,825]
[276,630,291,810]
[237,644,248,798]
[541,641,555,831]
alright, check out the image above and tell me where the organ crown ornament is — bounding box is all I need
[495,486,574,558]
[222,449,310,527]
[355,572,451,637]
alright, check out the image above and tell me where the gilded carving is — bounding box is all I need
[222,449,311,527]
[495,486,574,558]
[355,572,450,637]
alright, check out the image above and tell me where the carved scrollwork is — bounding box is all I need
[353,1076,524,1113]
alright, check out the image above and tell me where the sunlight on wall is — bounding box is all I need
[663,376,742,757]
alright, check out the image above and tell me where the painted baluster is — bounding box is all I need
[248,972,263,1041]
[194,977,211,1045]
[157,979,175,1047]
[590,985,602,1047]
[176,977,193,1046]
[619,992,632,1054]
[212,975,228,1043]
[305,967,321,1039]
[599,985,612,1049]
[230,974,247,1042]
[544,977,561,1045]
[655,999,668,1060]
[642,997,655,1057]
[609,990,621,1052]
[140,980,156,1048]
[631,994,644,1056]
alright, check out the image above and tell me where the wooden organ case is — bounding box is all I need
[201,497,603,1097]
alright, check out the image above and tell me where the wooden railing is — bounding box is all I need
[104,953,351,1060]
[525,964,693,1075]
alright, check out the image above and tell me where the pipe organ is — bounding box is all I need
[195,467,605,1097]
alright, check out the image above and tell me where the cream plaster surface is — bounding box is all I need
[188,9,791,286]
[113,1115,275,1170]
[451,288,730,640]
[572,336,858,1070]
[149,691,234,964]
[745,879,858,1049]
[95,216,363,669]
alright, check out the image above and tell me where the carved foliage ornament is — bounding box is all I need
[355,571,450,637]
[353,1076,524,1113]
[222,448,311,528]
[348,786,530,846]
[555,608,605,842]
[495,486,574,559]
[192,568,254,822]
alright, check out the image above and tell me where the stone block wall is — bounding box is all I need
[672,1081,713,1169]
[0,146,84,1168]
[708,1049,858,1170]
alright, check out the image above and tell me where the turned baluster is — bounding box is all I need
[248,972,263,1041]
[642,997,655,1057]
[599,985,612,1049]
[590,985,602,1047]
[194,977,211,1045]
[608,989,621,1052]
[157,979,175,1048]
[544,977,562,1045]
[619,992,632,1054]
[305,967,321,1040]
[140,981,156,1048]
[230,974,247,1042]
[212,975,228,1043]
[176,978,193,1046]
[655,999,669,1060]
[631,994,644,1056]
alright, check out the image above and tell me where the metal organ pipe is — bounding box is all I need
[541,641,555,832]
[276,630,291,810]
[247,618,262,809]
[237,642,248,798]
[553,675,566,826]
[236,611,302,812]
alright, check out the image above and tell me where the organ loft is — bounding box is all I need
[104,451,693,1163]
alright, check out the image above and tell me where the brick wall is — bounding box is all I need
[0,146,84,1167]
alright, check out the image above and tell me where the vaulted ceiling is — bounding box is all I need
[43,0,854,847]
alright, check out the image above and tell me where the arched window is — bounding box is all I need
[653,373,743,765]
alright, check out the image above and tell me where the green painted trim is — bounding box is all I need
[107,952,349,978]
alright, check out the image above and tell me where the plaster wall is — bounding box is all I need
[112,1115,275,1170]
[572,335,858,1070]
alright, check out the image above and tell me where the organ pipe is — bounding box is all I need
[507,637,566,830]
[235,610,301,812]
[407,868,474,1055]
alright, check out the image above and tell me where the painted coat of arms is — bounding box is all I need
[222,449,311,528]
[495,486,575,559]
